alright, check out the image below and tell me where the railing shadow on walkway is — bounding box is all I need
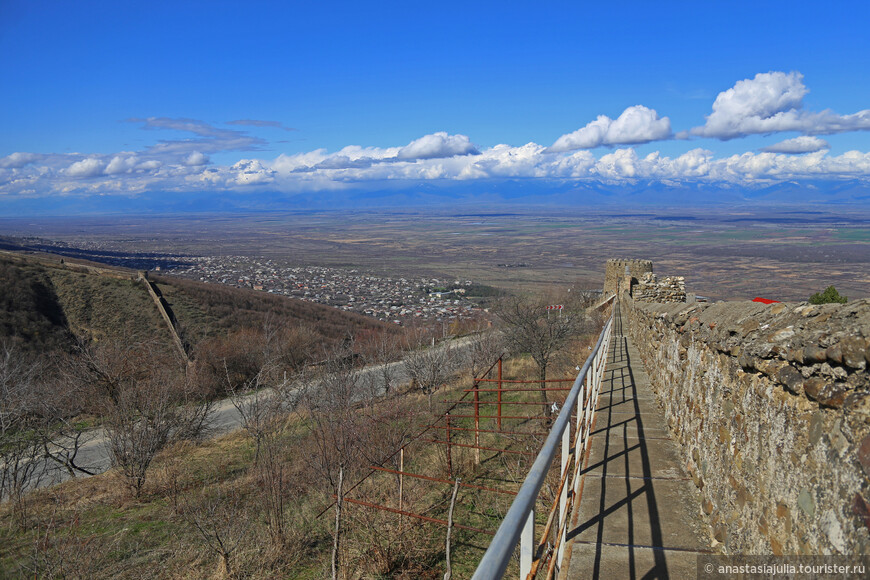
[566,311,670,580]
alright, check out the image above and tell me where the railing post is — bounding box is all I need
[520,508,534,578]
[585,370,592,441]
[577,371,585,443]
[558,424,570,570]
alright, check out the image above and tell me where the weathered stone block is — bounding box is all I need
[826,343,844,365]
[770,536,784,555]
[777,365,805,394]
[703,498,715,515]
[840,337,867,370]
[803,345,827,364]
[803,377,827,402]
[740,319,760,337]
[808,411,825,445]
[714,524,728,545]
[798,489,815,517]
[816,383,849,409]
[852,493,870,530]
[858,435,870,478]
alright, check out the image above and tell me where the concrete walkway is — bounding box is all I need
[563,303,712,579]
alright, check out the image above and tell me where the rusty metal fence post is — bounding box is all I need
[399,446,404,513]
[446,411,453,478]
[497,357,503,430]
[474,378,481,465]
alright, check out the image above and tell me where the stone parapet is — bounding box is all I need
[633,272,686,303]
[622,296,870,555]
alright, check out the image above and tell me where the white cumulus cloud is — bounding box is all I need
[396,132,479,160]
[105,155,138,175]
[65,158,105,178]
[183,151,210,166]
[692,71,870,139]
[550,106,672,152]
[0,152,41,169]
[137,160,163,171]
[4,123,870,199]
[760,136,830,154]
[231,159,275,185]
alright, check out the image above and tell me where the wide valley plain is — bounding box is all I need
[1,205,868,303]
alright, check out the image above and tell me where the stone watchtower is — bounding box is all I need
[604,259,653,297]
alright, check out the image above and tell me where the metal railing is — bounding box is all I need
[472,299,615,579]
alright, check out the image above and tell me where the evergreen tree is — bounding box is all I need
[809,286,847,304]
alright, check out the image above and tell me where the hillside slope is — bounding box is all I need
[151,274,391,348]
[0,258,73,353]
[0,252,391,359]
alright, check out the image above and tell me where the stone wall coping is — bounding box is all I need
[629,298,870,410]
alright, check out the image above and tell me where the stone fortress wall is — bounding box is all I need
[616,269,870,555]
[138,271,188,362]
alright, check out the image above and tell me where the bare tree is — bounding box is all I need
[495,294,584,416]
[33,360,100,479]
[225,316,315,462]
[403,336,456,410]
[0,340,45,527]
[228,363,280,466]
[361,332,403,400]
[247,369,308,548]
[71,338,213,496]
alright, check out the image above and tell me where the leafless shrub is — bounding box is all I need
[183,485,251,579]
[193,316,318,400]
[255,425,291,549]
[303,342,372,579]
[228,364,280,466]
[103,369,181,496]
[32,369,100,480]
[160,459,184,516]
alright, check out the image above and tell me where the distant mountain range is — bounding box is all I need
[2,178,869,216]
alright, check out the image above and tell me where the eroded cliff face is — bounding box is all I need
[623,297,870,555]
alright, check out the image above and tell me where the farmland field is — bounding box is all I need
[1,205,868,302]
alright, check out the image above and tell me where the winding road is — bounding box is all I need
[21,334,477,491]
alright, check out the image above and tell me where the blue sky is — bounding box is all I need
[2,0,870,204]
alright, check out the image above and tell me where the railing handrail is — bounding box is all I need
[471,313,614,579]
